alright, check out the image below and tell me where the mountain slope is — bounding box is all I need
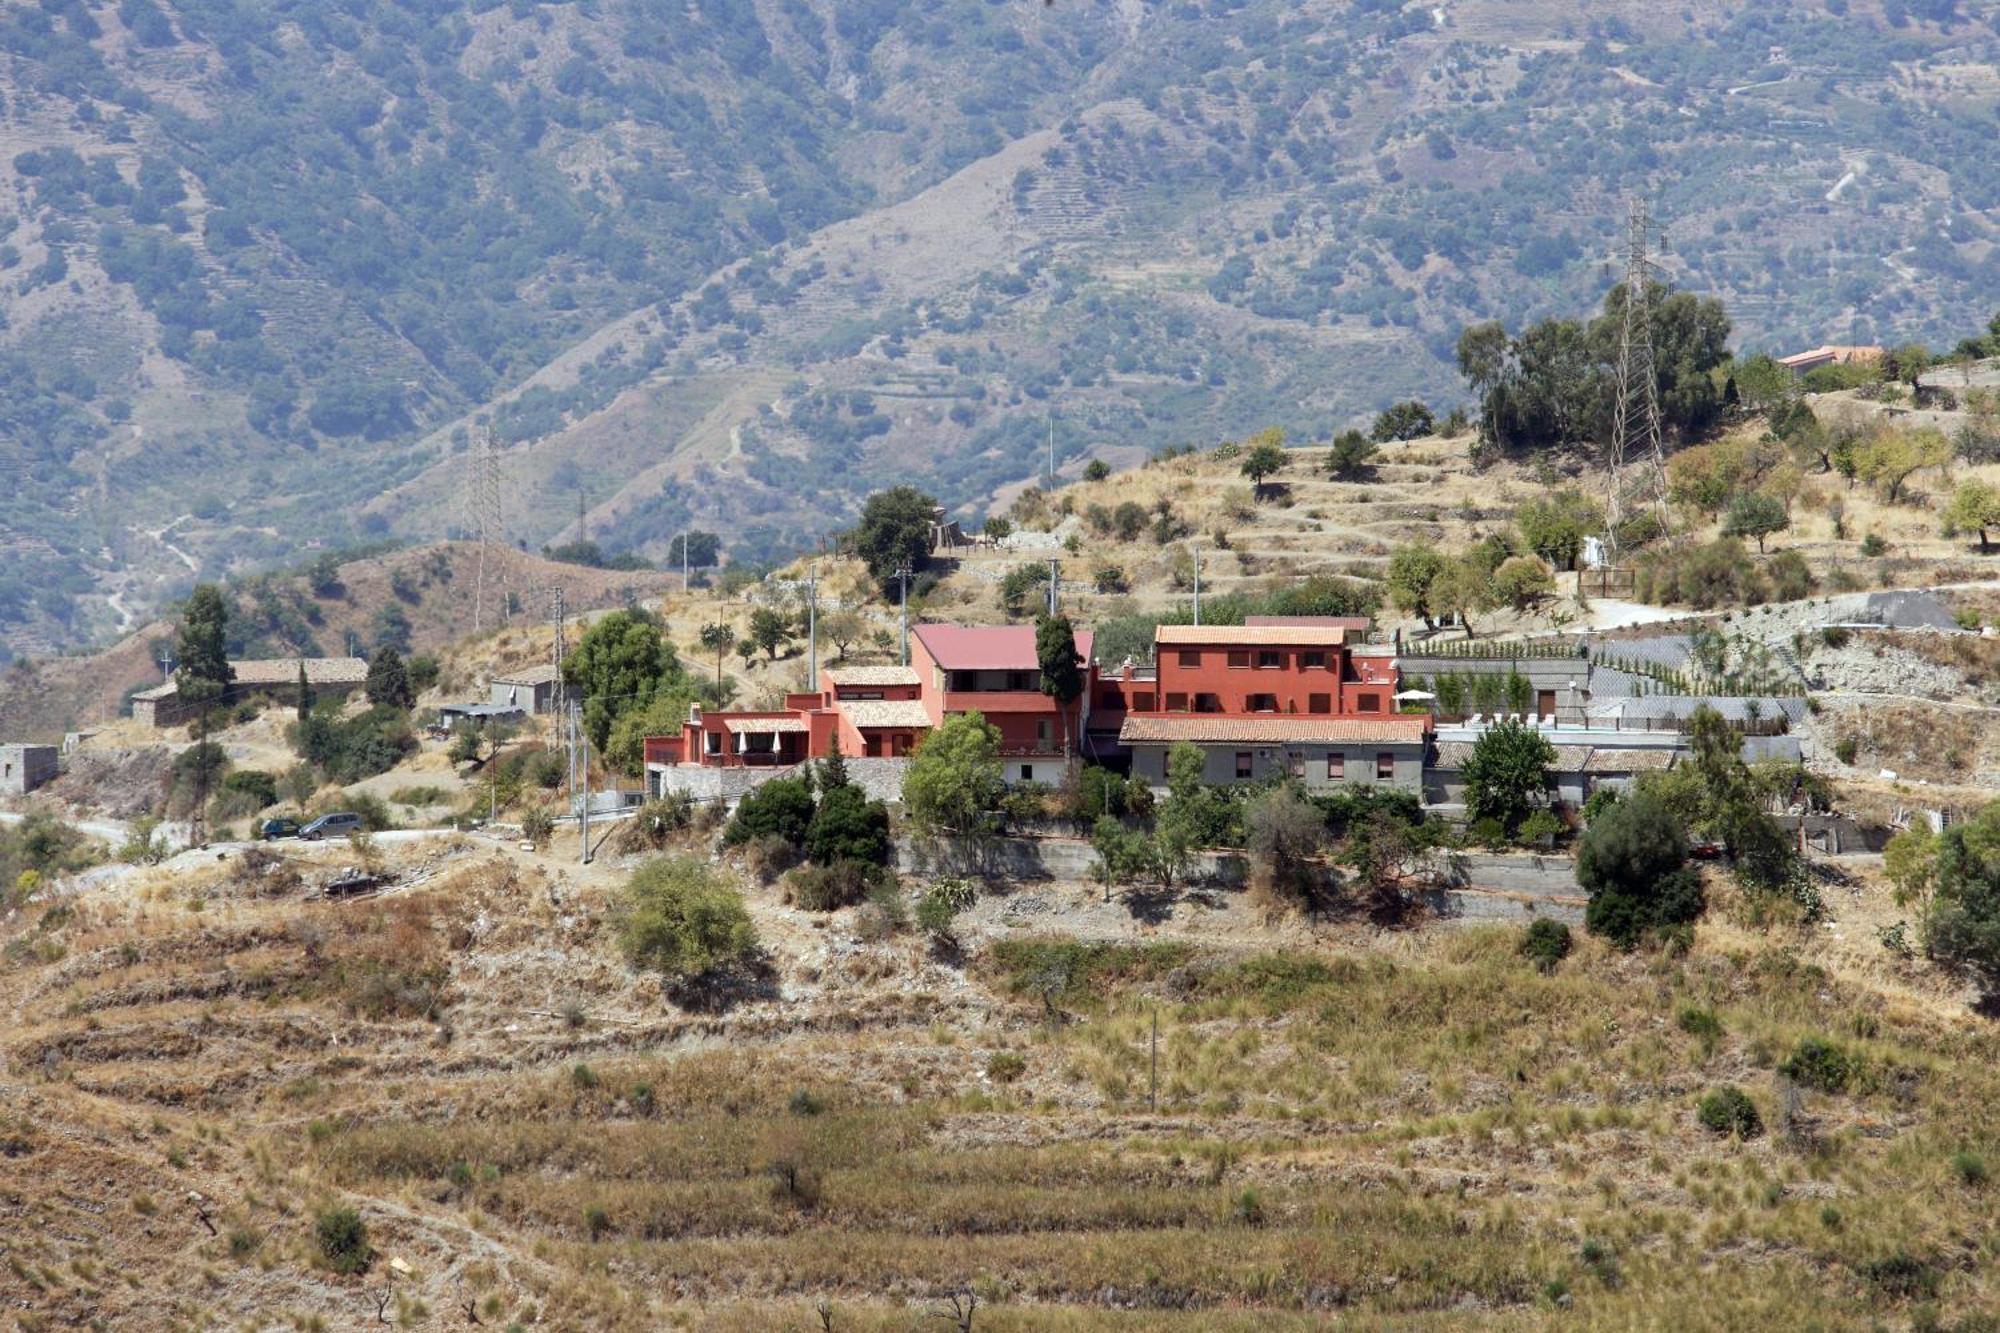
[1,0,1998,654]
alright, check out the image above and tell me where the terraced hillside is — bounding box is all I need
[3,824,1996,1328]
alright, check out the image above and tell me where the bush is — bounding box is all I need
[613,794,698,853]
[616,858,759,985]
[723,776,814,850]
[1951,1150,1989,1187]
[520,807,555,847]
[804,782,892,867]
[1695,1085,1762,1138]
[986,1051,1026,1083]
[788,860,878,912]
[1579,792,1704,949]
[1778,1036,1853,1093]
[314,1206,372,1275]
[1518,919,1571,973]
[1676,1005,1723,1042]
[1517,808,1563,848]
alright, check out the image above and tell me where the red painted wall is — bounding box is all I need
[1152,639,1395,716]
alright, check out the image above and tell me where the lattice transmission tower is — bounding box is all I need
[1606,196,1671,551]
[464,425,507,634]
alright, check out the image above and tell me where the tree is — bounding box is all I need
[1514,489,1605,569]
[1853,427,1952,504]
[1083,458,1111,482]
[1239,428,1287,499]
[1433,559,1498,637]
[851,485,938,597]
[1324,429,1378,481]
[1244,783,1325,910]
[822,609,865,661]
[735,638,758,671]
[605,685,704,775]
[616,856,759,985]
[1943,480,2000,552]
[805,782,892,867]
[1721,492,1789,553]
[1035,614,1084,760]
[1370,400,1435,442]
[1491,556,1555,612]
[175,583,233,706]
[1732,353,1793,414]
[1152,742,1239,883]
[723,775,815,850]
[1578,791,1703,948]
[699,622,734,692]
[1461,720,1555,833]
[295,661,313,723]
[364,647,413,710]
[1386,545,1449,627]
[902,711,1005,836]
[1925,803,2000,998]
[1883,823,1938,906]
[563,609,686,751]
[749,606,792,661]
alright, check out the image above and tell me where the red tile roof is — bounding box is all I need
[913,623,1093,671]
[1119,714,1430,745]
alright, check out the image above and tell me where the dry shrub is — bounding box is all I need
[230,845,302,898]
[330,896,450,1020]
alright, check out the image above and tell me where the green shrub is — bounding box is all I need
[1579,792,1703,949]
[1951,1150,1988,1187]
[1778,1036,1854,1093]
[722,776,814,849]
[1696,1085,1762,1138]
[1518,919,1572,973]
[314,1206,372,1275]
[1833,735,1860,765]
[788,1089,826,1116]
[1676,1005,1723,1043]
[520,807,555,847]
[1860,533,1888,557]
[1517,808,1563,848]
[1861,1251,1939,1301]
[986,1051,1026,1084]
[616,858,759,985]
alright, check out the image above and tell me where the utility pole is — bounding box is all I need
[1046,414,1055,487]
[579,732,591,865]
[680,530,690,594]
[550,587,568,750]
[1191,542,1201,627]
[805,566,819,690]
[1047,558,1059,617]
[189,707,208,850]
[897,564,912,666]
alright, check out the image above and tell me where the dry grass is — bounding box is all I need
[9,834,1986,1328]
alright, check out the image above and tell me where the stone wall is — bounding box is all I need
[648,757,908,807]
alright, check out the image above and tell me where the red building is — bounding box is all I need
[911,623,1092,785]
[644,623,1093,787]
[1104,620,1430,791]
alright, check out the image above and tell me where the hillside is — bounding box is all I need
[3,0,1999,653]
[0,541,664,741]
[3,808,1997,1327]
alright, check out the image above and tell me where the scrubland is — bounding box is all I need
[2,830,1995,1330]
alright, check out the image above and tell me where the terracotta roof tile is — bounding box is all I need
[825,666,920,687]
[1119,714,1428,745]
[838,700,932,729]
[1154,624,1349,647]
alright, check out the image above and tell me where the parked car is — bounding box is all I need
[300,812,364,841]
[258,817,301,841]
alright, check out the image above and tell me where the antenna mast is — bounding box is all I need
[1607,196,1670,551]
